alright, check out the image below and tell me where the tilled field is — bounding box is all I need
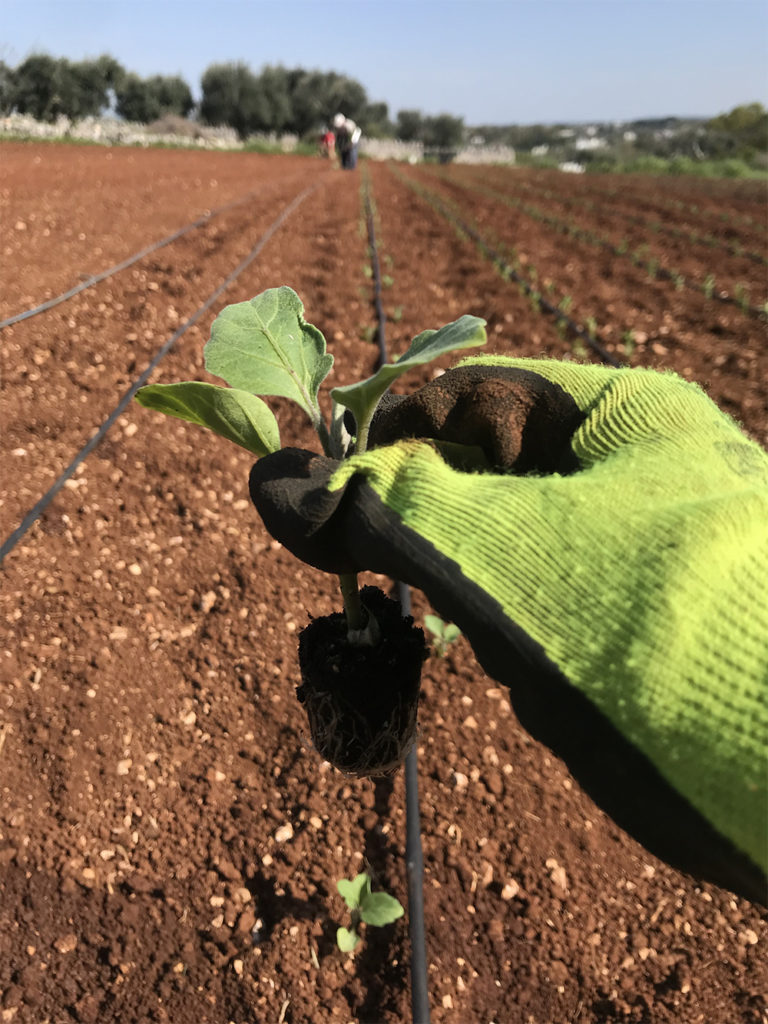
[1,142,766,1024]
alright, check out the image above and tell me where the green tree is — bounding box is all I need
[200,62,264,138]
[252,65,293,132]
[705,102,768,157]
[396,109,423,141]
[148,74,194,118]
[0,60,14,114]
[115,72,193,122]
[8,53,61,120]
[290,70,367,135]
[360,101,392,138]
[7,53,121,121]
[115,73,156,122]
[67,57,123,118]
[422,113,465,151]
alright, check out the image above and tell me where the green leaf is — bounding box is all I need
[444,624,462,644]
[337,873,371,910]
[423,614,446,638]
[135,381,280,456]
[204,286,333,422]
[336,926,360,953]
[331,314,486,440]
[360,891,405,927]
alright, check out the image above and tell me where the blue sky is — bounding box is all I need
[3,0,767,124]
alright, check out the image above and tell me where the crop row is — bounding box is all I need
[373,162,766,446]
[420,167,767,316]
[460,166,766,268]
[478,164,767,233]
[390,165,625,365]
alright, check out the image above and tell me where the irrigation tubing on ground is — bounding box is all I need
[364,178,431,1024]
[0,172,324,330]
[400,584,431,1024]
[0,181,321,567]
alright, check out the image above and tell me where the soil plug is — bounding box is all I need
[299,586,426,777]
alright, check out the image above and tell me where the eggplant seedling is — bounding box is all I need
[136,286,487,775]
[424,614,462,657]
[336,872,404,953]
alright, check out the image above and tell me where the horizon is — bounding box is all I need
[3,0,767,126]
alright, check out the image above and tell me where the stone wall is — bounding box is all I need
[1,113,515,164]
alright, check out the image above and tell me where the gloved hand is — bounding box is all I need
[250,357,768,904]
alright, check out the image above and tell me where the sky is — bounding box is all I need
[3,0,767,125]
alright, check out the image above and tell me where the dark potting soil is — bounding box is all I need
[297,586,427,777]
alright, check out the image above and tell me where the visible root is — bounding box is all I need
[301,685,419,778]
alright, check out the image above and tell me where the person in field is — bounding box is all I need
[333,112,362,170]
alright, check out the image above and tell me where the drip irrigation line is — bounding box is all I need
[0,172,320,330]
[0,181,320,568]
[364,187,388,363]
[363,176,431,1024]
[400,584,431,1024]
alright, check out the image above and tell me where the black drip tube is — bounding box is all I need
[0,182,320,566]
[364,177,431,1024]
[0,171,327,330]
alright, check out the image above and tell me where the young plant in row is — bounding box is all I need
[136,286,487,776]
[336,872,404,953]
[423,614,462,658]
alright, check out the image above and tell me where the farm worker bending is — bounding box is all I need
[333,112,362,169]
[249,357,768,906]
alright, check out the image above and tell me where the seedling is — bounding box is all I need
[136,286,487,775]
[734,282,750,312]
[621,329,636,356]
[423,614,462,657]
[336,872,404,953]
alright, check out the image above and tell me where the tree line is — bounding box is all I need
[0,54,466,147]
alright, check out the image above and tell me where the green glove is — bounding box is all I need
[250,358,768,902]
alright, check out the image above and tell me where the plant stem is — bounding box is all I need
[339,572,364,631]
[354,419,372,456]
[316,415,333,458]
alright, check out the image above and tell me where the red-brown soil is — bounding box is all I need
[1,142,766,1024]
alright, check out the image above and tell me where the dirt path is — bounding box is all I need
[1,143,766,1023]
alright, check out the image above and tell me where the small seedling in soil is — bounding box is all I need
[136,286,487,776]
[734,282,750,312]
[621,329,636,356]
[336,872,404,953]
[423,614,462,657]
